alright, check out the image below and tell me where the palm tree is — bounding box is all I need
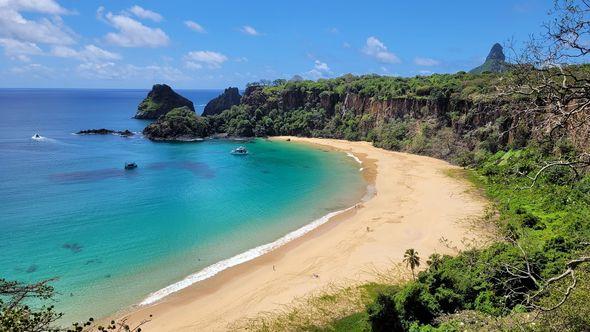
[427,253,442,271]
[403,248,420,280]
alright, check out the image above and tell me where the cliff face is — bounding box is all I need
[135,84,195,119]
[202,87,241,116]
[240,86,507,138]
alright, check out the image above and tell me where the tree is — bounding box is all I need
[426,253,442,271]
[0,278,150,332]
[403,249,420,280]
[503,0,590,182]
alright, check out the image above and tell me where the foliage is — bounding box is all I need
[143,106,209,140]
[358,148,590,331]
[403,249,421,280]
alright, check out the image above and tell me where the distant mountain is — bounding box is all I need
[469,43,508,74]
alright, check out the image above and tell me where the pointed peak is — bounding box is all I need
[486,43,505,62]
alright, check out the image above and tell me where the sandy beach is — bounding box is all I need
[122,137,488,331]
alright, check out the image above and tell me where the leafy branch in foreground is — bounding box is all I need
[0,278,150,332]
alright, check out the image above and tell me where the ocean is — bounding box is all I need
[0,89,366,322]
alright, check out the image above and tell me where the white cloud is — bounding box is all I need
[51,44,120,61]
[304,60,331,80]
[128,5,162,22]
[77,62,188,81]
[0,38,42,61]
[10,63,54,77]
[184,50,228,69]
[98,7,169,48]
[184,61,202,70]
[314,60,329,71]
[0,0,68,15]
[414,57,440,66]
[0,0,75,46]
[240,25,260,36]
[362,36,400,64]
[342,42,351,48]
[419,70,433,76]
[185,20,205,33]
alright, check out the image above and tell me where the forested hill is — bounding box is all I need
[205,66,588,166]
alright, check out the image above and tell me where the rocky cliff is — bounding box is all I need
[239,84,506,138]
[134,84,195,119]
[202,87,241,116]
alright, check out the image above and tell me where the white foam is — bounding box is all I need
[139,205,357,306]
[346,152,362,165]
[31,134,56,142]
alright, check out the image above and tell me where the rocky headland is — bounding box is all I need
[134,84,195,119]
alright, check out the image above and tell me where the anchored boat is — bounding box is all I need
[231,146,248,155]
[124,162,138,170]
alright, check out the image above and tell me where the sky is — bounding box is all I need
[0,0,554,89]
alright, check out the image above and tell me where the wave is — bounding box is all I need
[346,152,362,165]
[31,134,57,143]
[139,204,359,306]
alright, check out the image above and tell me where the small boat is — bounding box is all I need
[124,162,138,170]
[32,133,42,140]
[231,146,248,155]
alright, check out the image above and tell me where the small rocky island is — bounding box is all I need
[142,106,209,141]
[202,87,241,116]
[134,84,195,119]
[77,129,134,136]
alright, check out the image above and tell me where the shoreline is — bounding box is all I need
[135,137,374,306]
[121,137,487,331]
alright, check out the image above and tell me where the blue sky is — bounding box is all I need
[0,0,553,89]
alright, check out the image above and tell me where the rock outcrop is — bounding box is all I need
[470,43,508,74]
[202,87,241,116]
[77,129,134,136]
[239,86,503,137]
[134,84,195,119]
[142,106,209,141]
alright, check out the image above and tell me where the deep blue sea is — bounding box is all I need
[0,89,366,322]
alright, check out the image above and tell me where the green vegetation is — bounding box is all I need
[469,43,508,74]
[3,1,589,331]
[403,249,420,280]
[214,3,590,329]
[142,106,209,140]
[358,148,590,331]
[242,148,589,331]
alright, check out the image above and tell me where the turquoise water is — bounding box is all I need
[0,89,366,321]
